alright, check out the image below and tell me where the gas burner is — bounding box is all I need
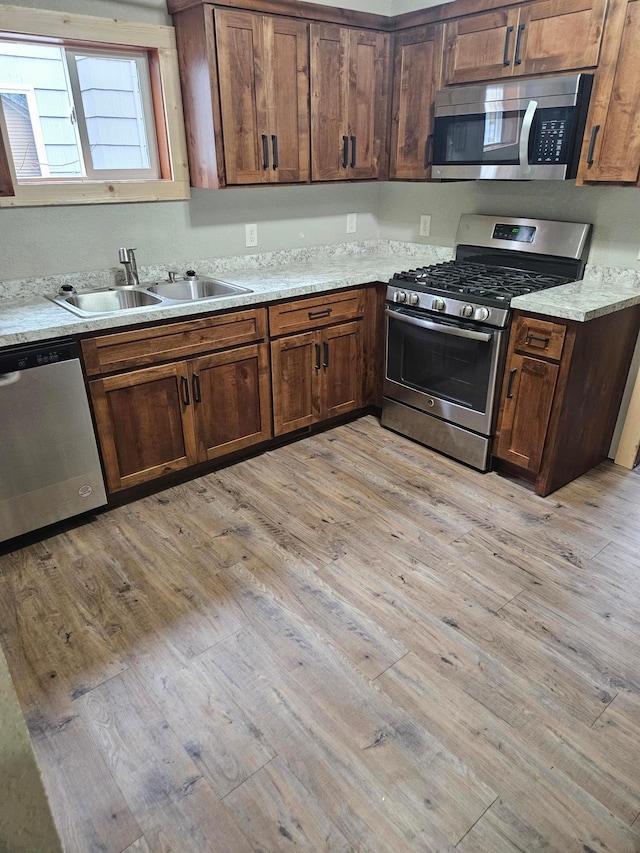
[391,260,571,307]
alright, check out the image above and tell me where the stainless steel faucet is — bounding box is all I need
[118,247,140,286]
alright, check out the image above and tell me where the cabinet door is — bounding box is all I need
[390,25,442,180]
[215,9,270,185]
[443,9,519,85]
[266,16,310,183]
[89,362,198,493]
[311,24,349,181]
[347,29,390,180]
[517,0,607,76]
[495,354,559,473]
[271,331,320,435]
[191,343,272,461]
[321,321,363,420]
[577,0,640,184]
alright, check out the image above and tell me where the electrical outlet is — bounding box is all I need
[637,245,640,261]
[420,214,432,237]
[346,213,357,234]
[245,223,258,248]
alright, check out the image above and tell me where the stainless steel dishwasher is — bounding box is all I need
[0,339,107,543]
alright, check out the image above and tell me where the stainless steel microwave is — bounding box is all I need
[432,73,593,181]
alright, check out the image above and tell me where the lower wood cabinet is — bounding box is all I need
[271,321,362,435]
[494,353,559,473]
[85,314,272,494]
[494,307,640,496]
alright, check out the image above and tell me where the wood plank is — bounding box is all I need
[76,669,254,852]
[222,756,352,851]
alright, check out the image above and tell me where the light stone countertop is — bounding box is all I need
[2,241,640,347]
[0,242,452,349]
[510,268,640,322]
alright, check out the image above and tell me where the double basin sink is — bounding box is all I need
[49,277,252,318]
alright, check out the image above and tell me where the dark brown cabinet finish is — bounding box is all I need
[310,24,390,181]
[85,309,272,494]
[578,0,640,185]
[443,0,606,85]
[495,353,559,473]
[271,323,363,435]
[495,306,640,496]
[191,343,273,460]
[89,362,199,493]
[215,9,309,185]
[390,24,443,179]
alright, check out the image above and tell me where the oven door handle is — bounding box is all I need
[385,308,494,342]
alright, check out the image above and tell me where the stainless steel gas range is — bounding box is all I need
[382,214,592,471]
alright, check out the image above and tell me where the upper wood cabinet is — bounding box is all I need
[577,0,640,184]
[389,24,443,180]
[310,24,390,181]
[215,9,309,185]
[443,0,607,85]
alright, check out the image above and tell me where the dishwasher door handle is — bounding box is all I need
[0,371,21,387]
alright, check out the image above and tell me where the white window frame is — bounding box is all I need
[0,83,51,177]
[65,46,160,181]
[0,4,190,207]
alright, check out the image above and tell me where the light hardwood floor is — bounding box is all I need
[2,415,640,852]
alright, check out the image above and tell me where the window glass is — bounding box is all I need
[0,38,159,182]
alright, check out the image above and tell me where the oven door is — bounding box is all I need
[384,306,508,435]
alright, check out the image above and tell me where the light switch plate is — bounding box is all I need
[346,213,357,234]
[420,215,431,237]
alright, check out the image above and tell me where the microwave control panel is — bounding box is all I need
[532,118,569,164]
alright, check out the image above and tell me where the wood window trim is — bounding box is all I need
[0,5,190,207]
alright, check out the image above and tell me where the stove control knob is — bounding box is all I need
[474,307,490,322]
[432,298,446,312]
[395,291,408,303]
[408,293,420,306]
[461,304,474,318]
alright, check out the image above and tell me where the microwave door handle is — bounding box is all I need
[519,99,538,176]
[385,308,493,342]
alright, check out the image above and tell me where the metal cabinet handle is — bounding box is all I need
[309,308,332,319]
[271,134,279,170]
[323,341,329,368]
[315,343,321,370]
[181,375,190,406]
[506,367,517,399]
[261,134,269,169]
[526,333,550,346]
[587,125,601,167]
[503,25,514,66]
[424,134,434,169]
[350,136,356,168]
[342,136,349,169]
[192,371,201,403]
[514,23,525,65]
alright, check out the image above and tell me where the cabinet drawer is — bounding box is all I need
[513,316,566,362]
[82,308,268,376]
[269,289,364,336]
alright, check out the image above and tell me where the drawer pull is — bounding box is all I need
[526,333,550,346]
[192,371,202,403]
[261,134,269,170]
[323,340,329,368]
[308,308,332,320]
[181,375,191,406]
[587,125,600,167]
[503,25,514,66]
[315,343,321,370]
[506,367,517,399]
[342,136,349,169]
